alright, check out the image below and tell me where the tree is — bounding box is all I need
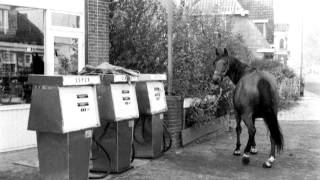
[109,0,168,73]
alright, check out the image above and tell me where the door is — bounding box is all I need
[45,10,85,75]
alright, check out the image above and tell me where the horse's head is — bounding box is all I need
[212,48,230,85]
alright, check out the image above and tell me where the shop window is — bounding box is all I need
[0,5,44,105]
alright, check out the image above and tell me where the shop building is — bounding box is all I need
[0,0,109,152]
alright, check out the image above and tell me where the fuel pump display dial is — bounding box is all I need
[59,86,100,132]
[110,84,139,121]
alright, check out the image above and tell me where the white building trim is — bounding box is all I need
[0,0,85,15]
[252,19,269,23]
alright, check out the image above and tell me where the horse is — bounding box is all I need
[212,48,283,168]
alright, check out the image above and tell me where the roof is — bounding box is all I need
[187,0,249,16]
[237,0,273,20]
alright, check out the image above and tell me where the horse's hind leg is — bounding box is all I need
[263,135,276,168]
[241,112,256,165]
[250,118,258,155]
[233,112,242,156]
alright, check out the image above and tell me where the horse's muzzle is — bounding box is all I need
[212,75,222,85]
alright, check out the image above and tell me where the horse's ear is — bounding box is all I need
[223,48,228,56]
[215,48,220,56]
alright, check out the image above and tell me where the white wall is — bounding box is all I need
[0,0,85,14]
[0,105,36,152]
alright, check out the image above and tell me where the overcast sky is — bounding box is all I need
[274,0,320,77]
[274,0,319,23]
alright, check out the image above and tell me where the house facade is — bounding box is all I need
[0,0,109,152]
[274,23,289,65]
[274,23,289,50]
[187,0,273,59]
[237,0,274,44]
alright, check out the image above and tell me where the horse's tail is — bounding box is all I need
[263,107,284,152]
[258,78,284,152]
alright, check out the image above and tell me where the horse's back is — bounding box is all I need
[234,70,278,115]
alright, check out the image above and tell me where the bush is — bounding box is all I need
[250,59,300,109]
[109,0,168,73]
[171,9,250,125]
[250,59,296,79]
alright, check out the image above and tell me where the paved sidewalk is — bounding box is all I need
[114,120,320,180]
[278,90,320,121]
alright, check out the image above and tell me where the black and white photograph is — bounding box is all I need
[0,0,319,179]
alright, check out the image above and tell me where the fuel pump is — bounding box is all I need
[134,74,170,158]
[27,75,101,180]
[91,74,139,174]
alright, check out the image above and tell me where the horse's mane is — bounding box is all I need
[227,56,256,84]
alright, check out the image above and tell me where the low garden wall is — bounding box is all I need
[164,96,231,148]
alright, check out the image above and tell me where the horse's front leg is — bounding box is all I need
[250,136,258,154]
[263,135,276,168]
[233,112,242,156]
[242,112,256,165]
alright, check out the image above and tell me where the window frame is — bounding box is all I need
[45,9,85,75]
[252,19,269,39]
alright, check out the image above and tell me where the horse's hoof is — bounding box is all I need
[262,156,275,168]
[242,154,250,165]
[233,150,241,156]
[250,147,258,155]
[262,161,272,168]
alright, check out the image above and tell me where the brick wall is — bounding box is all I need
[86,0,110,66]
[237,0,274,44]
[164,96,184,148]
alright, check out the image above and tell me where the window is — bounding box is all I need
[0,5,44,105]
[54,37,78,75]
[51,13,80,28]
[253,19,268,39]
[0,8,9,34]
[280,39,284,49]
[47,10,85,76]
[255,23,264,36]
